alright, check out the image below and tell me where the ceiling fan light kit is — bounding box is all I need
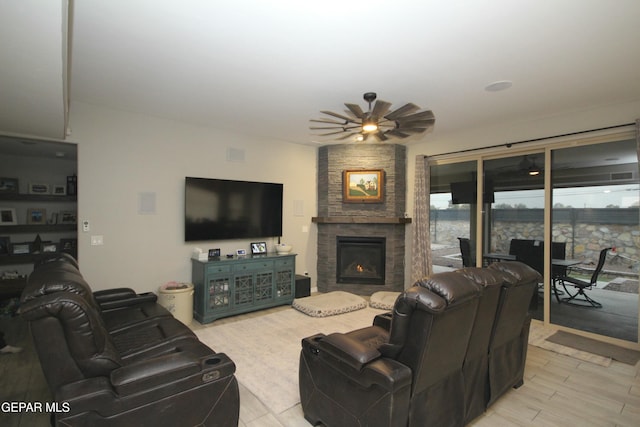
[311,92,435,142]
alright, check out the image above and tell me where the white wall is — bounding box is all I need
[403,100,640,286]
[69,102,317,292]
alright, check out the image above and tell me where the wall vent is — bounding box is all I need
[610,171,633,181]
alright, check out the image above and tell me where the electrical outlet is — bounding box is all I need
[82,220,90,232]
[90,235,104,246]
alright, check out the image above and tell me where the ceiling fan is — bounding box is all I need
[310,92,435,142]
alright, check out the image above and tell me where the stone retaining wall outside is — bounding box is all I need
[431,208,639,272]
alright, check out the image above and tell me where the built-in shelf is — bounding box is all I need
[311,217,412,224]
[0,194,76,202]
[0,224,77,234]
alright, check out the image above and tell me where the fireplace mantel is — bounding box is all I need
[312,217,411,224]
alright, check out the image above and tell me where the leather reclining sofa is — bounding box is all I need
[19,253,239,427]
[299,261,541,427]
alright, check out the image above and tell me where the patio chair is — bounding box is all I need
[556,247,611,308]
[458,237,475,267]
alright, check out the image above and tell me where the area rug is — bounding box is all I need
[292,290,367,317]
[193,306,385,414]
[546,330,640,365]
[528,322,611,366]
[603,278,639,294]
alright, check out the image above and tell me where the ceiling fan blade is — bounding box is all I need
[321,110,358,123]
[310,118,348,125]
[310,126,345,130]
[384,103,420,120]
[337,133,356,140]
[396,118,435,126]
[395,127,428,134]
[396,110,435,122]
[310,125,361,130]
[371,130,388,141]
[386,129,411,138]
[317,130,352,136]
[344,103,365,118]
[370,100,391,119]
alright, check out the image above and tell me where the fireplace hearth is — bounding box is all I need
[336,236,386,285]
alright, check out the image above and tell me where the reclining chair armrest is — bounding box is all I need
[111,352,235,396]
[318,332,382,371]
[94,288,157,309]
[363,358,413,391]
[373,312,393,330]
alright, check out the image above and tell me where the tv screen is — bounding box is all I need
[185,177,283,241]
[450,180,495,204]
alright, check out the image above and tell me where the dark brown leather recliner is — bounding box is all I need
[299,261,540,427]
[455,262,540,422]
[299,271,482,427]
[455,267,505,424]
[485,261,540,406]
[20,254,239,427]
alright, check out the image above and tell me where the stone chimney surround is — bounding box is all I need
[313,144,410,295]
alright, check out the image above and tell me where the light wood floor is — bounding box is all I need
[2,312,639,427]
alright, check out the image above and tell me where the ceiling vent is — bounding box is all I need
[610,171,634,181]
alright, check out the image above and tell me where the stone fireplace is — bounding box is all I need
[313,144,409,295]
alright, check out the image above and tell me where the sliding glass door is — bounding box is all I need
[428,132,639,343]
[550,139,639,341]
[483,152,545,320]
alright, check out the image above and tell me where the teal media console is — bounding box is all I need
[192,253,296,323]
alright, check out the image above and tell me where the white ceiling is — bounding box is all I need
[2,0,640,148]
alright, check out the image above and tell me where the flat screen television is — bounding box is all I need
[450,180,495,204]
[185,177,283,241]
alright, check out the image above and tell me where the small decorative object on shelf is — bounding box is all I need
[11,242,31,255]
[32,234,43,253]
[59,211,77,224]
[60,238,77,255]
[42,242,57,253]
[0,208,17,225]
[66,175,77,196]
[52,185,67,196]
[29,183,50,195]
[48,212,58,225]
[1,270,25,280]
[0,178,18,194]
[27,208,47,225]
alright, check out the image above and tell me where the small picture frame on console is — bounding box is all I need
[250,242,267,255]
[343,169,384,203]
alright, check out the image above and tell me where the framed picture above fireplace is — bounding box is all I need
[343,169,384,203]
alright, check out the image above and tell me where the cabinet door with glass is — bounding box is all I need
[275,257,295,300]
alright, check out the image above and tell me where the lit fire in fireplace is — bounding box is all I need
[356,264,364,273]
